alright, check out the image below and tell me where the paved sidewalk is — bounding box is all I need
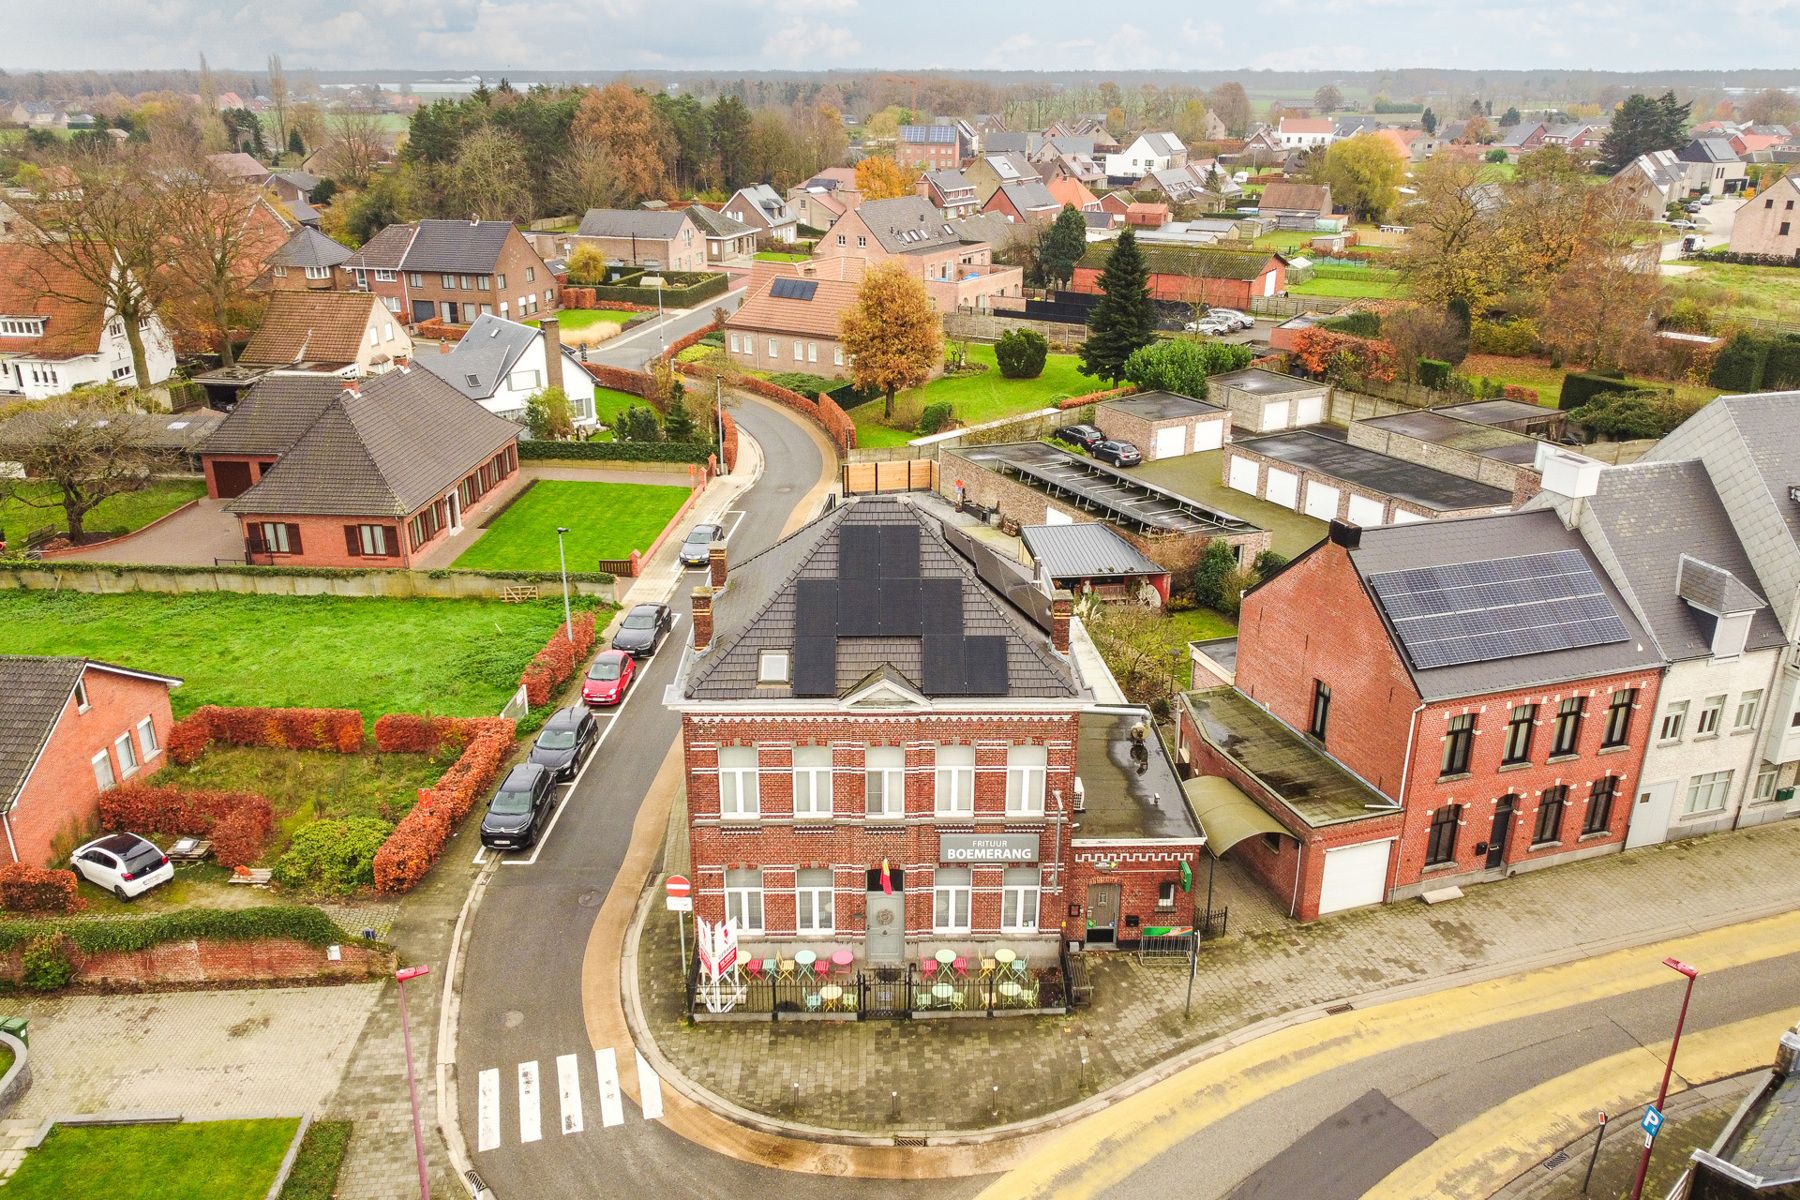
[640,820,1800,1133]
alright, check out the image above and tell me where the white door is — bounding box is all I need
[1264,400,1291,431]
[1227,455,1259,494]
[1626,782,1677,850]
[1263,270,1278,297]
[1318,840,1391,915]
[1347,494,1385,527]
[1154,426,1188,460]
[1303,481,1340,520]
[1193,419,1224,452]
[1265,468,1299,509]
[1295,395,1325,425]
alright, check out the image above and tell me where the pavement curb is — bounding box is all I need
[434,856,495,1197]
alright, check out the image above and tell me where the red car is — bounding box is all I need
[582,649,635,707]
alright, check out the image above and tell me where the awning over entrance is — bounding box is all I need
[1183,776,1291,858]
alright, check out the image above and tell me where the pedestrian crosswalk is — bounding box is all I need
[476,1047,664,1152]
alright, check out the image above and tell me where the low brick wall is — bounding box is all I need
[0,564,616,602]
[0,937,392,990]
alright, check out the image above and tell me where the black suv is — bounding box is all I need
[1055,423,1106,452]
[527,707,599,780]
[480,763,556,851]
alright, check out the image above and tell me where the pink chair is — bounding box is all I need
[952,956,969,978]
[814,960,830,979]
[745,958,763,979]
[921,959,939,980]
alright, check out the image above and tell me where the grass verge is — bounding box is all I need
[847,343,1095,448]
[2,1118,299,1200]
[0,479,206,542]
[451,479,689,572]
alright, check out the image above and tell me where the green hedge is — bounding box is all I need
[1710,333,1769,391]
[0,558,613,585]
[519,438,713,464]
[1321,311,1381,338]
[0,905,345,954]
[1559,370,1660,411]
[583,272,730,308]
[1417,358,1452,389]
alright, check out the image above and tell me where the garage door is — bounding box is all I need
[1347,494,1386,527]
[1390,509,1426,524]
[1193,419,1224,452]
[1295,395,1325,426]
[211,460,253,499]
[1227,455,1259,494]
[1265,468,1299,509]
[1318,840,1392,915]
[1154,426,1188,460]
[1263,400,1290,431]
[1302,481,1340,520]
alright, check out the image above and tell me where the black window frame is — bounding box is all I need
[1551,697,1585,757]
[1533,785,1568,845]
[1502,704,1536,765]
[1584,777,1617,834]
[1309,679,1331,741]
[1602,688,1635,748]
[1425,805,1460,866]
[1441,714,1476,778]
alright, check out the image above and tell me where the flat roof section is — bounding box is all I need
[1440,399,1561,427]
[1133,450,1327,558]
[1104,390,1225,422]
[1181,688,1394,828]
[1233,430,1513,513]
[1208,368,1326,397]
[1074,708,1203,840]
[957,441,1263,538]
[1358,409,1543,467]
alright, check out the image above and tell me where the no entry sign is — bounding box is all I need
[665,874,692,912]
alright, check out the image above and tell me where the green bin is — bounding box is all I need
[0,1017,28,1046]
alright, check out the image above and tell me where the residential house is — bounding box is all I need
[983,180,1061,226]
[568,208,705,274]
[671,495,1205,973]
[417,313,597,427]
[1048,115,1120,152]
[1124,202,1170,229]
[215,366,521,567]
[1257,181,1334,224]
[1039,153,1107,188]
[1195,110,1229,142]
[814,196,1025,313]
[1104,132,1187,180]
[1071,243,1285,308]
[981,132,1030,156]
[723,261,865,377]
[0,657,181,868]
[0,243,176,399]
[1495,122,1548,157]
[1042,175,1098,213]
[206,151,270,182]
[8,102,68,130]
[723,185,798,244]
[1144,166,1216,208]
[1675,138,1749,196]
[787,169,861,232]
[384,218,558,325]
[238,291,410,378]
[1612,150,1692,217]
[265,227,353,291]
[896,124,971,172]
[1540,123,1605,154]
[964,153,1041,205]
[1274,118,1334,150]
[1332,116,1386,139]
[684,205,758,263]
[1180,510,1662,920]
[918,170,980,220]
[339,223,418,316]
[1730,175,1800,259]
[1096,191,1135,216]
[1236,126,1285,165]
[1525,453,1790,846]
[1026,134,1098,166]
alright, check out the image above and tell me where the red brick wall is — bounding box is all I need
[1068,847,1204,940]
[1070,266,1275,309]
[10,668,175,867]
[0,937,392,988]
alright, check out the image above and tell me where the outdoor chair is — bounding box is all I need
[745,959,763,979]
[814,960,830,978]
[952,956,969,977]
[921,959,939,979]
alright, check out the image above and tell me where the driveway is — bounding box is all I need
[1660,195,1742,274]
[56,497,245,566]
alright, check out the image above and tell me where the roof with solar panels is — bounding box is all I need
[1343,509,1661,701]
[679,496,1083,703]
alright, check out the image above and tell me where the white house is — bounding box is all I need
[1276,118,1336,149]
[723,185,798,244]
[416,313,597,428]
[0,243,176,401]
[1104,132,1187,180]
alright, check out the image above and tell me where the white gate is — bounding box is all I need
[1154,426,1188,460]
[1347,494,1386,527]
[1319,840,1392,915]
[1227,455,1259,494]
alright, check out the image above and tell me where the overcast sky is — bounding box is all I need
[8,0,1796,74]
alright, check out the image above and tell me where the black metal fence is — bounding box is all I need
[686,957,1071,1021]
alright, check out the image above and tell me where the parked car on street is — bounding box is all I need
[583,649,635,707]
[679,523,724,567]
[1054,423,1106,452]
[480,763,556,851]
[70,833,173,901]
[1093,439,1143,467]
[611,603,673,657]
[528,706,600,779]
[1667,218,1699,230]
[1207,308,1254,331]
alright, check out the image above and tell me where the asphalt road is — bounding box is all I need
[1101,947,1800,1200]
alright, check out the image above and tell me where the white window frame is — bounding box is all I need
[1684,769,1733,816]
[834,346,844,367]
[768,338,779,358]
[136,716,160,761]
[1696,694,1726,736]
[376,269,397,283]
[114,731,138,778]
[1157,880,1178,909]
[1659,700,1689,742]
[1006,745,1047,815]
[794,868,834,934]
[1735,690,1763,731]
[91,749,115,791]
[1754,764,1779,802]
[933,868,972,933]
[718,746,760,819]
[934,745,975,817]
[723,869,764,934]
[865,746,905,818]
[305,265,331,281]
[74,678,90,713]
[792,746,832,819]
[1000,868,1040,932]
[728,333,741,354]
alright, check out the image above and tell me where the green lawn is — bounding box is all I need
[0,479,206,543]
[1165,606,1237,643]
[593,386,653,428]
[0,591,595,717]
[277,1121,353,1200]
[2,1119,298,1200]
[1459,354,1724,407]
[453,479,689,572]
[1666,261,1800,327]
[753,251,810,262]
[846,344,1096,448]
[1288,275,1408,299]
[529,309,634,332]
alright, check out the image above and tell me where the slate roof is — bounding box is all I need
[1702,1064,1800,1188]
[1644,392,1800,549]
[415,313,571,401]
[273,170,322,192]
[1137,131,1184,156]
[1678,137,1741,164]
[950,212,1017,247]
[402,218,517,273]
[921,169,976,197]
[342,223,418,271]
[682,496,1081,702]
[577,208,690,240]
[1021,522,1165,581]
[1238,430,1512,512]
[240,292,383,367]
[982,133,1028,155]
[982,153,1038,184]
[0,406,224,455]
[225,367,520,518]
[202,373,357,456]
[856,196,965,254]
[271,227,352,270]
[1347,509,1661,701]
[1676,555,1766,614]
[730,185,791,225]
[0,658,180,813]
[994,180,1058,214]
[683,205,753,240]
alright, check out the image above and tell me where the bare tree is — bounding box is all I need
[267,55,290,158]
[0,388,181,544]
[323,108,386,186]
[159,150,288,366]
[548,136,621,216]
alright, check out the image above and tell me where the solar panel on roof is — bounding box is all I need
[1366,549,1630,671]
[878,523,921,578]
[769,277,818,301]
[877,578,922,635]
[792,636,837,696]
[920,577,963,631]
[794,578,837,638]
[836,576,883,635]
[921,636,964,694]
[840,524,880,580]
[961,637,1009,695]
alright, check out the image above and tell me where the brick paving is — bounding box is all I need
[639,820,1800,1132]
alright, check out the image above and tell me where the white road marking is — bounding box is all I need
[556,1053,584,1135]
[477,1068,500,1152]
[635,1051,664,1121]
[517,1061,542,1144]
[596,1047,625,1128]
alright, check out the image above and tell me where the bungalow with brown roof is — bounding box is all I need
[238,291,411,378]
[1258,181,1334,223]
[723,262,875,377]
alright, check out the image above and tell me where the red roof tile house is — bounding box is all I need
[0,657,181,868]
[207,366,521,567]
[0,243,177,400]
[1178,513,1662,920]
[723,262,867,376]
[814,196,1025,313]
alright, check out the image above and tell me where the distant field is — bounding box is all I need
[1666,261,1800,328]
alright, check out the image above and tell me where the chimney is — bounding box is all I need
[541,317,564,395]
[1776,1024,1800,1077]
[342,379,360,397]
[1051,588,1073,653]
[691,586,714,651]
[1328,519,1361,550]
[709,541,729,589]
[393,356,410,371]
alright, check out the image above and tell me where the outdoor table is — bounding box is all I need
[830,949,854,968]
[793,950,817,969]
[935,949,957,966]
[997,980,1023,999]
[993,948,1017,966]
[819,984,843,1008]
[931,983,956,1007]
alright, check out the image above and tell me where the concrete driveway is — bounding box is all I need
[57,498,246,566]
[1661,195,1743,274]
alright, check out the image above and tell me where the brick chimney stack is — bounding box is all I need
[1051,589,1073,653]
[342,379,360,397]
[692,586,714,651]
[541,316,564,395]
[709,541,728,590]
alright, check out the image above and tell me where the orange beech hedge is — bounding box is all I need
[372,717,516,894]
[168,706,364,765]
[99,787,275,870]
[0,864,83,912]
[520,610,597,707]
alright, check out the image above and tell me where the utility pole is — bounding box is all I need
[555,526,573,643]
[395,965,433,1199]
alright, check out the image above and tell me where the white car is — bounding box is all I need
[1208,308,1255,331]
[1185,318,1233,336]
[1666,219,1699,231]
[71,833,174,900]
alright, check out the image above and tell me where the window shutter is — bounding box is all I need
[246,523,264,553]
[345,526,362,556]
[286,524,303,555]
[384,525,398,557]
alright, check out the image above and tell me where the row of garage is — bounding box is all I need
[1224,451,1428,527]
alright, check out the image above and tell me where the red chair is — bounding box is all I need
[952,956,969,978]
[921,959,939,980]
[814,960,830,979]
[745,958,763,979]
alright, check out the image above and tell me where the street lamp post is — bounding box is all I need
[657,287,667,359]
[1629,957,1700,1200]
[395,964,433,1199]
[555,526,573,644]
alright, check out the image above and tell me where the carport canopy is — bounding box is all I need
[1183,776,1292,858]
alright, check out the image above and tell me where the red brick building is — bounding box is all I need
[1178,512,1663,920]
[1071,241,1287,310]
[672,497,1205,983]
[338,219,557,326]
[0,657,181,867]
